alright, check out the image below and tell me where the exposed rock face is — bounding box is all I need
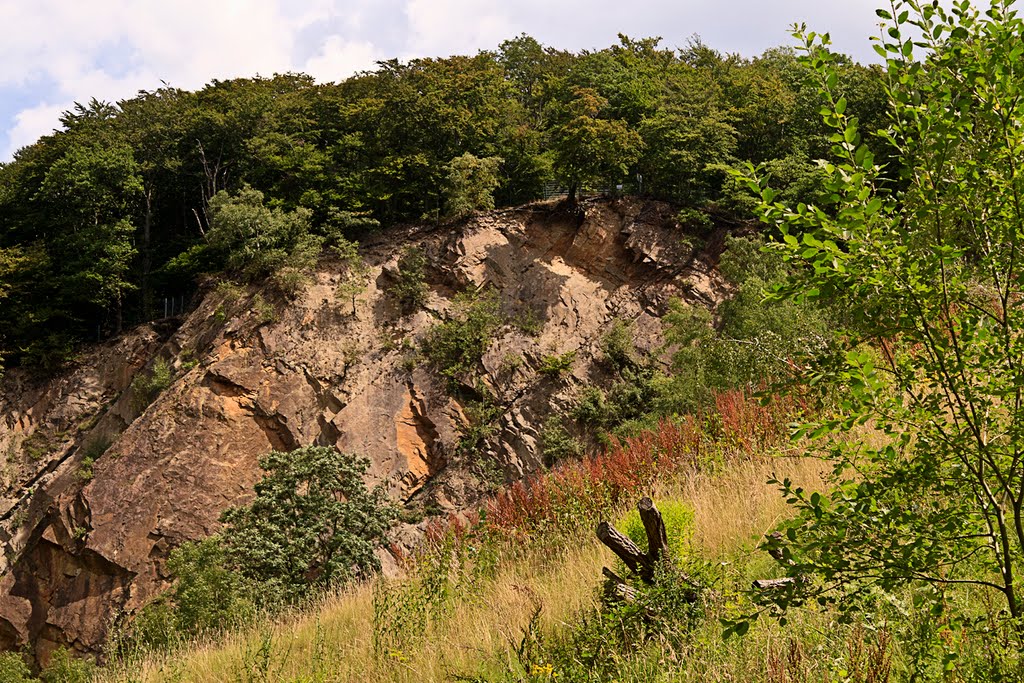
[0,198,730,664]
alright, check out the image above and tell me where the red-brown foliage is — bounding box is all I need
[480,388,799,539]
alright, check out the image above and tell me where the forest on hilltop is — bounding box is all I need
[0,34,887,371]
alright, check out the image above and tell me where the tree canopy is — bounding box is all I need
[0,35,887,371]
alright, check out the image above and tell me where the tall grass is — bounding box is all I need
[99,389,817,682]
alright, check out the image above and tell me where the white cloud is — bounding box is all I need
[0,0,367,158]
[3,102,68,160]
[403,0,513,57]
[302,37,381,83]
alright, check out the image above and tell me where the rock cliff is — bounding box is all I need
[0,197,729,663]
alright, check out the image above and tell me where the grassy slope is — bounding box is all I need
[100,455,830,682]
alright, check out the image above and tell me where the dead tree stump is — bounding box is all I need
[596,497,699,604]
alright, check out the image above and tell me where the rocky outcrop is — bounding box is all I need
[0,197,731,664]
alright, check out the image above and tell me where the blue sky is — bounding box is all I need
[0,0,883,161]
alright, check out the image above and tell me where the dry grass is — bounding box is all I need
[100,452,828,683]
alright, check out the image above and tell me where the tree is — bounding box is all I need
[549,87,643,202]
[741,1,1024,631]
[205,185,322,292]
[443,153,504,220]
[388,246,429,314]
[220,445,396,601]
[36,140,142,333]
[333,236,370,316]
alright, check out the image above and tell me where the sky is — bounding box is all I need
[0,0,884,162]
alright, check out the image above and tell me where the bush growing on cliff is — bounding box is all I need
[0,652,33,682]
[221,445,398,602]
[388,247,429,314]
[129,357,172,411]
[422,288,505,392]
[169,186,323,295]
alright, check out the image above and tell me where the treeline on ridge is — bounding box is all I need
[0,34,888,370]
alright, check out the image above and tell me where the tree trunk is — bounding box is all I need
[142,187,153,317]
[639,496,669,566]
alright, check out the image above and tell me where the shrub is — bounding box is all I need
[206,186,322,288]
[617,500,694,559]
[600,318,637,372]
[332,237,370,316]
[130,357,172,411]
[388,247,429,314]
[457,395,503,458]
[662,235,833,413]
[571,369,664,439]
[168,536,258,635]
[76,456,95,483]
[110,537,257,656]
[538,416,583,466]
[39,648,95,683]
[0,652,33,682]
[422,288,505,392]
[537,350,576,378]
[220,446,397,602]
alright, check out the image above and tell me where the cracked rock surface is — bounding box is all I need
[0,197,731,664]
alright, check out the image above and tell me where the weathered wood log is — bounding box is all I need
[602,567,639,603]
[751,532,802,591]
[751,577,797,590]
[596,520,649,578]
[638,496,670,565]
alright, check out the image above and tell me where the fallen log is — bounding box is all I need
[602,566,639,603]
[751,577,797,590]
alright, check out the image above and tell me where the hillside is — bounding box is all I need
[0,197,728,664]
[5,2,1024,680]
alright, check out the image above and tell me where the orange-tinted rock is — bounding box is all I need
[0,198,730,665]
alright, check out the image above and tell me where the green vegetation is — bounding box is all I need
[0,652,33,682]
[421,288,505,391]
[202,186,322,295]
[442,153,504,221]
[114,446,396,656]
[16,3,1024,680]
[536,350,576,378]
[129,357,172,411]
[736,0,1024,640]
[221,446,397,600]
[387,247,429,314]
[0,34,886,370]
[538,416,584,466]
[661,234,833,413]
[333,237,370,316]
[0,648,97,683]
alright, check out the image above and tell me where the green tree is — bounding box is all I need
[549,87,643,202]
[220,445,396,601]
[37,140,142,333]
[742,1,1024,631]
[165,537,256,635]
[333,236,370,316]
[205,185,322,292]
[443,153,504,220]
[388,246,429,314]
